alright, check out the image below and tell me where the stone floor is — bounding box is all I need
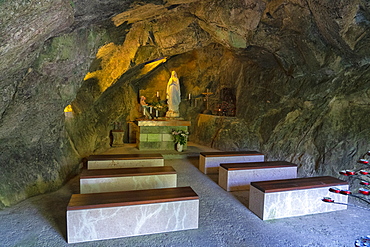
[1,143,370,247]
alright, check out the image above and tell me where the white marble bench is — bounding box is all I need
[218,161,297,191]
[249,176,348,220]
[87,153,164,169]
[199,151,264,174]
[67,187,199,243]
[80,166,177,194]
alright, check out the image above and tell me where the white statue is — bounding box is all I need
[166,71,181,118]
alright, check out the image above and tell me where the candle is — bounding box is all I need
[360,170,369,175]
[340,190,351,195]
[329,187,341,193]
[188,93,191,100]
[322,197,334,203]
[359,159,369,164]
[359,188,370,195]
[339,170,348,176]
[156,110,158,117]
[346,170,356,175]
[143,107,146,116]
[157,91,159,97]
[150,107,152,114]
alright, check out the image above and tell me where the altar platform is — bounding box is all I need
[130,119,191,151]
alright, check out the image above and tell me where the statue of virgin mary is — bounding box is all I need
[165,71,181,118]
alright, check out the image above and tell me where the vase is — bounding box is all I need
[176,143,184,152]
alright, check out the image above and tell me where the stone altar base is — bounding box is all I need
[80,166,177,193]
[87,154,164,169]
[218,161,297,191]
[67,187,199,243]
[134,120,190,150]
[199,151,265,174]
[249,176,348,220]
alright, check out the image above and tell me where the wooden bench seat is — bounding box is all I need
[87,153,164,169]
[67,187,199,243]
[80,166,177,193]
[218,161,297,191]
[199,151,264,174]
[249,176,348,220]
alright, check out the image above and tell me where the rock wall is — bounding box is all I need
[0,0,369,208]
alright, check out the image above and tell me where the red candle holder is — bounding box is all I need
[329,187,341,193]
[322,197,334,203]
[340,190,351,195]
[339,170,348,176]
[359,188,370,195]
[346,170,356,175]
[358,159,369,164]
[360,170,369,175]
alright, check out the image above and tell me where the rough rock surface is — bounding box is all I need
[0,0,369,208]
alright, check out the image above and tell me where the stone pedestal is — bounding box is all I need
[134,120,190,150]
[111,130,124,147]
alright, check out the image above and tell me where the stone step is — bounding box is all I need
[67,187,199,243]
[80,166,177,193]
[218,161,297,191]
[199,151,264,174]
[87,153,164,169]
[249,176,348,220]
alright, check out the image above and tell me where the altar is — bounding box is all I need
[131,120,191,150]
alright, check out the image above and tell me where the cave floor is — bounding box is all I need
[1,143,370,247]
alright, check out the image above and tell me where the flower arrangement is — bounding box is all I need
[171,130,189,145]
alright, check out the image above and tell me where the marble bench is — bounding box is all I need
[249,176,348,220]
[87,153,164,169]
[218,161,297,191]
[199,151,264,174]
[80,166,177,194]
[67,187,199,243]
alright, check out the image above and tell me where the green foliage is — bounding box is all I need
[69,0,75,8]
[171,130,189,145]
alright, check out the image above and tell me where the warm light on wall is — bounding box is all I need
[140,57,167,75]
[64,104,73,112]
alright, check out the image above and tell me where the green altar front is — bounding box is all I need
[133,120,191,150]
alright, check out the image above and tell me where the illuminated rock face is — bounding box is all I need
[0,0,370,207]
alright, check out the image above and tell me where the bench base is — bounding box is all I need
[249,183,348,220]
[80,174,177,193]
[88,159,164,169]
[219,163,297,191]
[199,152,264,174]
[67,199,198,243]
